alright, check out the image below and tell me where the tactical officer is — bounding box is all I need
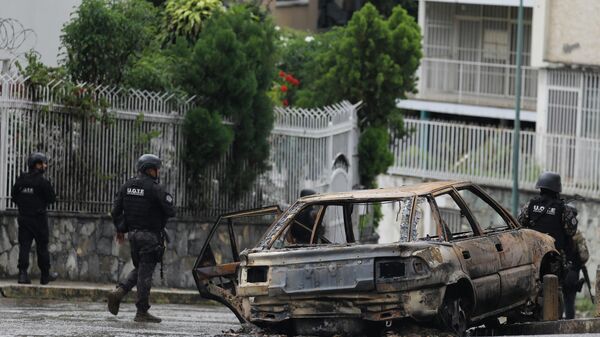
[517,171,579,318]
[10,153,58,285]
[107,154,175,323]
[563,229,589,319]
[290,189,317,244]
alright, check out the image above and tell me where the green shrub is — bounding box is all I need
[61,0,160,85]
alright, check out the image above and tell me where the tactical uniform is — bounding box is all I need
[517,172,581,319]
[108,154,175,323]
[291,189,317,243]
[560,229,589,319]
[10,153,57,285]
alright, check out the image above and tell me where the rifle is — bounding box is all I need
[581,265,595,304]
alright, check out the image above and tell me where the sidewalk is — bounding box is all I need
[0,279,213,305]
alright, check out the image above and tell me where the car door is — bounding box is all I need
[433,189,502,316]
[192,206,281,322]
[456,186,535,309]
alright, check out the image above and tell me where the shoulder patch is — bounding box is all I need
[165,193,173,204]
[126,188,145,197]
[21,187,34,194]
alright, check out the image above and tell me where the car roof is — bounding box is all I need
[299,180,470,202]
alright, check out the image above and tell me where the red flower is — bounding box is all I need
[280,84,288,92]
[279,70,286,78]
[283,99,289,106]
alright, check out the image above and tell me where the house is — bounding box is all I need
[391,0,600,196]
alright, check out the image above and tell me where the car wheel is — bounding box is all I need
[438,296,468,337]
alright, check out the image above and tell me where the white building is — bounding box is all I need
[393,0,600,191]
[381,0,600,245]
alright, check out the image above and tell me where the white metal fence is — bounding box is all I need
[0,74,358,217]
[390,118,600,198]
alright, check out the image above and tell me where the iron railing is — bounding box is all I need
[0,75,359,217]
[390,119,600,199]
[418,58,538,110]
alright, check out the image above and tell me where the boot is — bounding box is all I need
[107,287,127,316]
[134,311,162,323]
[40,271,58,285]
[18,270,31,284]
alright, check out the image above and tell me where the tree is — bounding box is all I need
[163,0,223,44]
[183,107,233,178]
[181,5,278,195]
[368,0,418,18]
[297,3,421,188]
[123,39,191,93]
[61,0,160,85]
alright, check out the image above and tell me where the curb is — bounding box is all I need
[0,281,215,305]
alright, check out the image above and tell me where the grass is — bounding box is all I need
[576,296,596,318]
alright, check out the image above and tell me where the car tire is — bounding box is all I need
[437,295,468,337]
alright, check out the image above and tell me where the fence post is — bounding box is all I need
[543,274,560,321]
[596,265,600,317]
[0,77,8,211]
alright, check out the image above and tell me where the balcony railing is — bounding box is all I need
[390,119,600,199]
[418,58,538,111]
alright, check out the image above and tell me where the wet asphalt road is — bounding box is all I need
[2,297,600,337]
[0,297,240,337]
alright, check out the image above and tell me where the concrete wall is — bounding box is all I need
[0,212,269,288]
[266,0,319,32]
[532,0,600,67]
[377,174,600,283]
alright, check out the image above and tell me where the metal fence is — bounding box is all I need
[0,74,359,217]
[419,58,538,110]
[390,118,600,199]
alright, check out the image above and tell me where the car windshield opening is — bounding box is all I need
[270,196,444,248]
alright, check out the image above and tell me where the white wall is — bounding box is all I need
[0,0,81,67]
[532,0,600,68]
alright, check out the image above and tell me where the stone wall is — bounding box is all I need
[378,174,600,284]
[0,211,269,288]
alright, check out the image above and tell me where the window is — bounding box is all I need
[285,204,323,246]
[434,193,475,239]
[319,205,347,244]
[483,27,509,62]
[413,197,439,240]
[276,204,349,247]
[457,188,510,233]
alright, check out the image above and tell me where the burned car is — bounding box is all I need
[193,181,560,336]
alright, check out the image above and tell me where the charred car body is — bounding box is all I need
[193,181,560,335]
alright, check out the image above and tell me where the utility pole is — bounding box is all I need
[511,0,524,216]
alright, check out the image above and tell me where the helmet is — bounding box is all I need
[27,152,48,170]
[136,154,162,172]
[535,171,562,193]
[300,189,316,197]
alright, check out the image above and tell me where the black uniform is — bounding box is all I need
[518,193,579,318]
[111,173,175,312]
[10,170,56,275]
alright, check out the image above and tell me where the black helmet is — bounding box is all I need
[136,154,162,172]
[535,171,562,193]
[27,152,48,170]
[300,189,316,197]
